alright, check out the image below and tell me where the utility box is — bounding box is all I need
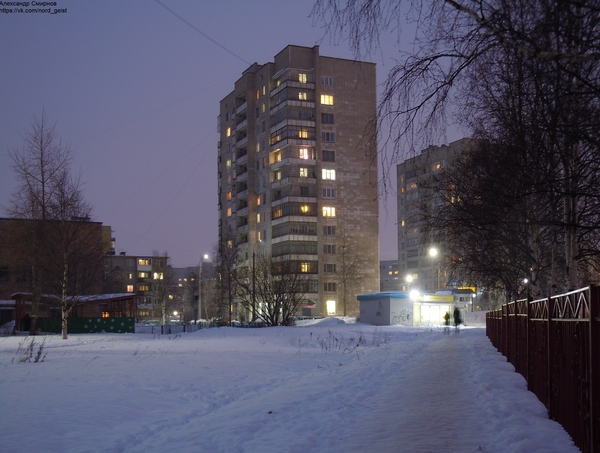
[357,292,414,326]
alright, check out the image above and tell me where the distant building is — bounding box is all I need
[0,217,106,301]
[102,252,169,322]
[379,260,399,291]
[396,138,473,293]
[171,267,199,323]
[218,45,380,319]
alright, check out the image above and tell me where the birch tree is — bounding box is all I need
[6,110,97,337]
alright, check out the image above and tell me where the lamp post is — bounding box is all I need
[428,247,440,291]
[198,253,209,323]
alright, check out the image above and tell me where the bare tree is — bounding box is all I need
[152,251,172,324]
[215,234,238,324]
[312,0,600,289]
[333,210,365,316]
[236,255,309,326]
[5,110,97,337]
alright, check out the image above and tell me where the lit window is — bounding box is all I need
[300,205,310,213]
[326,300,336,315]
[275,171,281,181]
[138,272,150,278]
[102,312,110,318]
[261,103,266,113]
[139,284,150,291]
[226,159,231,168]
[262,86,266,95]
[257,231,262,241]
[299,92,307,100]
[299,129,308,138]
[401,220,405,227]
[321,95,334,105]
[322,169,336,180]
[300,168,308,178]
[226,127,231,137]
[227,207,232,217]
[256,90,260,99]
[128,273,133,280]
[126,285,134,292]
[257,196,261,206]
[299,73,307,83]
[138,258,151,266]
[227,191,232,201]
[301,262,309,272]
[227,240,233,249]
[299,148,309,159]
[323,206,336,217]
[153,272,163,280]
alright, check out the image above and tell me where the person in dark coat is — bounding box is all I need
[453,307,461,330]
[22,313,31,332]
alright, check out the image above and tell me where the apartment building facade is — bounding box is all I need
[396,138,472,293]
[218,45,379,319]
[102,253,169,322]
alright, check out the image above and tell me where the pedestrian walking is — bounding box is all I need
[453,307,461,331]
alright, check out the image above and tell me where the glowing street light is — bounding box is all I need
[428,247,441,291]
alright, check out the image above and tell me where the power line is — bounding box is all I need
[153,0,252,66]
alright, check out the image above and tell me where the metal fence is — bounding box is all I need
[133,320,268,334]
[486,286,600,453]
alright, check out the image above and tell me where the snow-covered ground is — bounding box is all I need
[0,319,579,453]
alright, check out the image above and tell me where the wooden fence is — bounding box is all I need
[486,286,600,453]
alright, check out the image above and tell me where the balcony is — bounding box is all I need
[236,101,247,114]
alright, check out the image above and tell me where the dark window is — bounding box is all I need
[324,282,337,292]
[323,226,336,236]
[322,150,335,162]
[322,132,335,142]
[321,113,334,124]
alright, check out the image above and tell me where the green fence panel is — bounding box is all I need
[36,317,135,334]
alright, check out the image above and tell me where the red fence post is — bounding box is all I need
[591,285,599,453]
[547,295,555,421]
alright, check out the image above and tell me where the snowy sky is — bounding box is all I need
[0,319,580,453]
[0,1,463,267]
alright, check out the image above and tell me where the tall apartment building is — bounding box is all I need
[397,138,472,293]
[218,45,379,319]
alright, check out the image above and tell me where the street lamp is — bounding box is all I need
[198,253,210,323]
[428,247,441,291]
[405,274,413,292]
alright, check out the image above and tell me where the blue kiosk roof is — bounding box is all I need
[357,291,410,300]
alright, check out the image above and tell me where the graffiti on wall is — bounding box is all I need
[392,309,412,325]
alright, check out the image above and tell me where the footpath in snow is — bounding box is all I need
[0,321,580,453]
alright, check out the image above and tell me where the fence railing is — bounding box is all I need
[134,320,268,334]
[486,286,600,453]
